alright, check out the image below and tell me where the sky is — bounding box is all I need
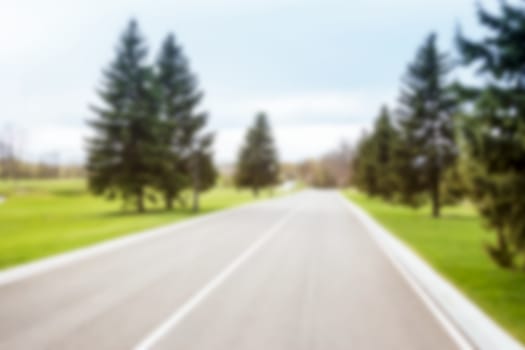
[0,0,491,164]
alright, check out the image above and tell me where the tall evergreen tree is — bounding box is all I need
[155,33,216,211]
[235,112,279,196]
[457,2,525,269]
[352,131,378,196]
[188,133,217,212]
[397,33,457,217]
[87,20,160,213]
[353,106,399,200]
[372,106,399,200]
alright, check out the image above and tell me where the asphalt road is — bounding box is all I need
[0,191,461,349]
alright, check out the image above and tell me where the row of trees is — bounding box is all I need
[0,159,85,180]
[0,125,25,180]
[88,21,283,211]
[353,2,525,270]
[293,142,353,188]
[87,20,216,213]
[0,126,84,180]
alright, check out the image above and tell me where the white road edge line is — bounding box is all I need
[134,202,304,350]
[0,193,300,287]
[337,193,474,350]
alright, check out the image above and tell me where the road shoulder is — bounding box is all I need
[339,193,524,350]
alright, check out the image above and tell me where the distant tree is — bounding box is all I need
[320,141,354,188]
[353,106,399,200]
[235,112,279,196]
[87,20,160,213]
[397,33,457,217]
[457,2,525,269]
[372,106,399,200]
[0,125,25,180]
[352,131,378,195]
[296,159,318,187]
[155,33,216,212]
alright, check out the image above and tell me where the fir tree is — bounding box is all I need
[457,2,525,268]
[155,33,216,211]
[353,106,399,200]
[372,106,399,200]
[188,133,217,212]
[235,112,279,196]
[397,33,457,217]
[352,131,378,196]
[87,20,160,213]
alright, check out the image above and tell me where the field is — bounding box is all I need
[343,190,525,344]
[0,179,275,269]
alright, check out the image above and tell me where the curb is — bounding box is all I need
[0,192,301,287]
[339,193,524,350]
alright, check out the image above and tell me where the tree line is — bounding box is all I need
[0,125,85,180]
[290,142,353,188]
[353,2,525,270]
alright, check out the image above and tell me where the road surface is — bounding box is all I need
[0,191,462,349]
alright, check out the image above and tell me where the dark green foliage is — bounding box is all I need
[188,133,217,212]
[397,33,457,217]
[439,162,468,206]
[155,33,216,211]
[373,107,399,200]
[235,113,279,196]
[457,2,525,268]
[352,132,377,195]
[390,136,428,208]
[353,106,399,201]
[87,20,161,213]
[87,21,216,213]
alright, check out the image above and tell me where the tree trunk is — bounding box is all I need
[178,195,188,209]
[192,187,199,213]
[496,228,512,266]
[136,188,145,213]
[191,150,200,213]
[165,192,174,211]
[253,186,259,197]
[431,171,440,218]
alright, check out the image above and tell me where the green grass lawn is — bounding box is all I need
[343,189,525,344]
[0,179,277,269]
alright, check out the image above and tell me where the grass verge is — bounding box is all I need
[343,189,525,344]
[0,179,282,269]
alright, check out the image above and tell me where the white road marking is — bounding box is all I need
[338,193,474,350]
[0,197,282,286]
[134,203,304,350]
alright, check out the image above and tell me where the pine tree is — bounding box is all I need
[373,106,399,200]
[457,2,525,269]
[352,106,399,200]
[235,112,279,196]
[155,33,216,211]
[188,133,217,212]
[397,33,457,217]
[352,131,378,196]
[87,20,160,213]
